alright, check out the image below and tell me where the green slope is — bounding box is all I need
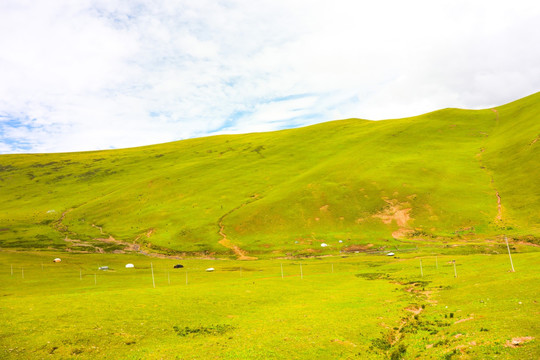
[1,92,539,256]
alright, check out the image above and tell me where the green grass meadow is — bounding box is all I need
[1,93,539,256]
[1,93,539,358]
[1,250,538,359]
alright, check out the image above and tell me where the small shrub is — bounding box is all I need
[390,344,407,360]
[434,339,450,347]
[173,324,234,337]
[371,333,392,351]
[444,349,459,359]
[71,348,83,355]
[356,273,386,280]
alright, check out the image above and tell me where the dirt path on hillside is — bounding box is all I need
[217,196,260,260]
[95,234,140,252]
[91,224,104,234]
[51,195,260,260]
[488,175,504,223]
[93,227,188,259]
[218,224,257,260]
[491,108,499,126]
[45,191,201,259]
[476,109,504,224]
[495,190,502,221]
[53,208,74,233]
[53,206,187,258]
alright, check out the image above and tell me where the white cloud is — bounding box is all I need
[1,0,540,153]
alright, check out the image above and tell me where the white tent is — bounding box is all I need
[125,263,134,268]
[387,252,395,256]
[321,243,328,247]
[206,267,215,272]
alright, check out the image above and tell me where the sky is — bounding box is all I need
[1,0,540,154]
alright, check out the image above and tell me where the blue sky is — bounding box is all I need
[1,0,540,153]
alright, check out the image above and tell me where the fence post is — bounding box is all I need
[505,236,515,272]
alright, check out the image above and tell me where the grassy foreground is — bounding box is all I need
[1,250,538,359]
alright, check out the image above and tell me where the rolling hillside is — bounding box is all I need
[1,92,539,257]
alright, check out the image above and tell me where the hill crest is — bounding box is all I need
[1,92,539,257]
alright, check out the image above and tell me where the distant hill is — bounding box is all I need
[1,92,539,257]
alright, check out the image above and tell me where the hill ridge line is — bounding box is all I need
[1,93,539,253]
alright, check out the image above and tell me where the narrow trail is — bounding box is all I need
[475,109,504,224]
[92,227,189,259]
[51,190,261,260]
[91,224,104,234]
[53,206,185,259]
[491,108,499,126]
[495,190,503,221]
[218,227,257,261]
[53,208,74,233]
[491,109,503,223]
[217,196,261,260]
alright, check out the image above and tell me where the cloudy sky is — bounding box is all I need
[1,0,539,153]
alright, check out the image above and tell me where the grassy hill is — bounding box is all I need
[1,92,539,257]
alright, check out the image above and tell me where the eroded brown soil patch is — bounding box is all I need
[405,306,423,315]
[331,339,357,347]
[454,316,474,324]
[218,238,257,261]
[342,244,374,253]
[505,336,534,348]
[372,198,413,238]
